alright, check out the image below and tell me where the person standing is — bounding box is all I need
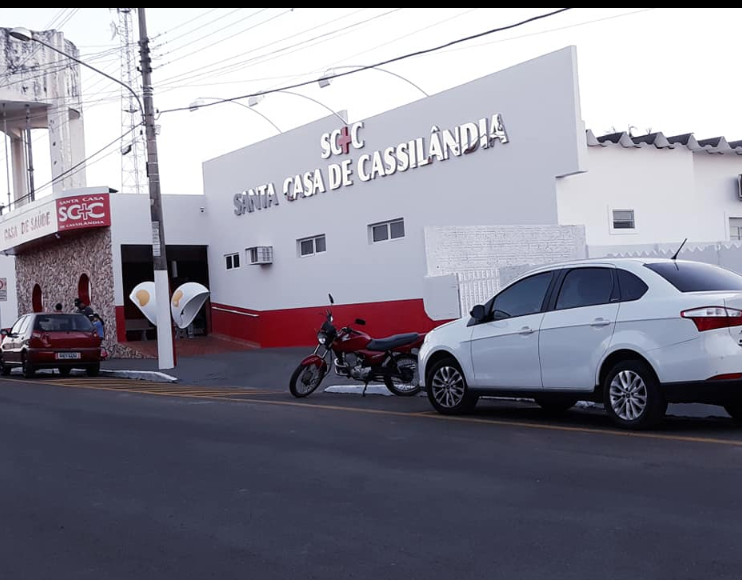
[54,303,63,313]
[74,298,94,317]
[91,314,105,339]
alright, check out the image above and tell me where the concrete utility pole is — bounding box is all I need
[138,7,175,369]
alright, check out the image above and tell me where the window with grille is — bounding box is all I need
[730,218,742,241]
[612,209,635,230]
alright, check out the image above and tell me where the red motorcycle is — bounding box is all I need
[289,295,425,398]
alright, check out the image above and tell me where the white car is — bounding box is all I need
[418,257,742,430]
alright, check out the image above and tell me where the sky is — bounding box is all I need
[0,7,741,200]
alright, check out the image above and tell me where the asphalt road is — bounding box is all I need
[2,374,742,580]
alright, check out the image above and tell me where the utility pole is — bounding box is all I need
[138,7,175,369]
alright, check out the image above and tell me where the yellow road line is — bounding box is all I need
[7,377,742,447]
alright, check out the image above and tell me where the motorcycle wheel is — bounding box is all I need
[289,362,325,398]
[384,354,421,397]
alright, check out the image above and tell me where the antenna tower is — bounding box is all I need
[115,8,146,194]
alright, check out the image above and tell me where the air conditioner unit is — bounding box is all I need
[248,246,273,265]
[738,174,742,200]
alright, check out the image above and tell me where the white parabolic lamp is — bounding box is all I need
[129,281,210,329]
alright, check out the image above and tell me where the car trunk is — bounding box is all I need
[41,331,99,349]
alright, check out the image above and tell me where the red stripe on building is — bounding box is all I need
[210,298,449,348]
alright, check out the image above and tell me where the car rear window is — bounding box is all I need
[644,262,742,292]
[33,314,94,332]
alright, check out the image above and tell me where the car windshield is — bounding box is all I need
[645,261,742,292]
[33,314,94,332]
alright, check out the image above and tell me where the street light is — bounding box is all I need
[189,97,283,134]
[247,91,348,125]
[10,18,176,370]
[318,65,430,98]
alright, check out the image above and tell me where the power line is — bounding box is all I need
[152,8,245,53]
[154,7,220,37]
[156,8,401,90]
[328,8,479,71]
[434,8,656,55]
[157,9,293,70]
[159,7,573,116]
[31,125,138,197]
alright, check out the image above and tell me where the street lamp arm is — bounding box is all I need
[275,90,347,125]
[334,65,430,97]
[10,29,144,122]
[197,97,282,134]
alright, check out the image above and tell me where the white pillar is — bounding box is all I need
[46,31,86,193]
[10,135,27,205]
[154,269,174,369]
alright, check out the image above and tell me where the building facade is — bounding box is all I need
[1,45,742,354]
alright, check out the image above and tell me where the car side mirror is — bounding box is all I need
[470,304,486,321]
[355,318,366,325]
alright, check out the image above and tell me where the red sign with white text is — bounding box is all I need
[56,194,111,232]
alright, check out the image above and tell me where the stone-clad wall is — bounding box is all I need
[15,228,139,358]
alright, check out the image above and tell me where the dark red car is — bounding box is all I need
[0,312,102,378]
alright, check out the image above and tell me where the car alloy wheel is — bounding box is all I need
[609,370,648,422]
[426,358,478,415]
[603,359,666,430]
[431,364,466,409]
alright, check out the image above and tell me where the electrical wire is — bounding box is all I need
[30,125,139,196]
[432,8,656,55]
[153,7,220,38]
[156,8,402,89]
[157,9,294,70]
[327,8,479,71]
[152,8,245,54]
[159,9,272,61]
[159,7,573,115]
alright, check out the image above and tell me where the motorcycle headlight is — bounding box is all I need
[317,332,327,345]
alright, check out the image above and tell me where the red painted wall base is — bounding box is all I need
[210,298,451,348]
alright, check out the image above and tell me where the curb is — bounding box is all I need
[99,369,179,383]
[322,385,602,408]
[324,384,426,397]
[30,368,179,383]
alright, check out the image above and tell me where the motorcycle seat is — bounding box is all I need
[366,332,420,352]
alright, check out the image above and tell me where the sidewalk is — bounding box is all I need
[102,345,356,390]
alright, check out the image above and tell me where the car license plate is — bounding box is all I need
[56,352,81,360]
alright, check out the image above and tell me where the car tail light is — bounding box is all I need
[681,307,742,331]
[29,330,46,347]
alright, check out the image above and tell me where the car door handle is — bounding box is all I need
[591,318,612,327]
[519,326,535,335]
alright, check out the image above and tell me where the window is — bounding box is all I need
[18,316,32,337]
[489,271,554,320]
[10,316,26,335]
[370,218,405,243]
[78,273,91,306]
[612,209,635,230]
[730,218,742,241]
[34,314,93,332]
[225,253,240,270]
[555,268,615,310]
[32,283,43,313]
[645,261,742,292]
[298,235,326,257]
[617,269,649,302]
